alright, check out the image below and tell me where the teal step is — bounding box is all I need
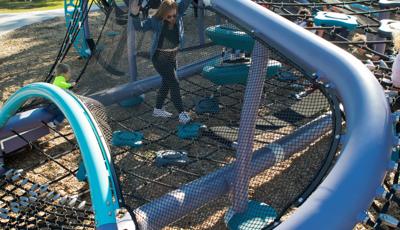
[112,131,143,148]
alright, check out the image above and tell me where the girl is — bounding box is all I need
[131,0,192,124]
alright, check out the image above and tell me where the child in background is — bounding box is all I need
[349,33,380,63]
[47,63,75,128]
[349,33,368,59]
[296,8,311,28]
[52,63,76,89]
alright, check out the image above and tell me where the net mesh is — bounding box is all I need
[2,0,400,229]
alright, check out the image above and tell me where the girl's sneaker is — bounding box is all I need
[153,108,173,118]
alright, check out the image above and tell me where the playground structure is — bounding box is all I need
[0,0,399,229]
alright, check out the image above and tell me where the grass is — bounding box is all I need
[0,0,65,13]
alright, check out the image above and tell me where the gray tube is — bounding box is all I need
[374,11,390,54]
[197,0,206,45]
[134,115,332,229]
[128,0,139,81]
[231,41,269,213]
[0,108,54,139]
[2,126,50,154]
[90,56,219,106]
[206,0,393,229]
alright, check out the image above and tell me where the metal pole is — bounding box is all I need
[128,0,139,81]
[197,0,206,45]
[231,41,270,213]
[374,11,390,54]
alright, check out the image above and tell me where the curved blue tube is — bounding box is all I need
[206,0,394,229]
[0,83,119,228]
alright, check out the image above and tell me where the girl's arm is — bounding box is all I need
[131,16,154,32]
[130,0,153,31]
[54,79,72,89]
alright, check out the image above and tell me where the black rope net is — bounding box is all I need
[1,0,400,229]
[72,1,221,95]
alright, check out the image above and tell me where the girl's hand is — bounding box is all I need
[130,0,141,15]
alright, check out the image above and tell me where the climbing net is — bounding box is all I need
[1,0,399,229]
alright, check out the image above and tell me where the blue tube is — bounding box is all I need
[0,108,55,139]
[0,83,120,228]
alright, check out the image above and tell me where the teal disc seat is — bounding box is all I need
[314,11,359,31]
[205,25,255,53]
[203,25,281,85]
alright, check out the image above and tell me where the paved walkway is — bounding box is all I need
[0,6,99,37]
[0,9,65,36]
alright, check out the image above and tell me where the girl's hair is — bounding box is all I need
[393,31,400,53]
[154,0,178,20]
[55,63,71,76]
